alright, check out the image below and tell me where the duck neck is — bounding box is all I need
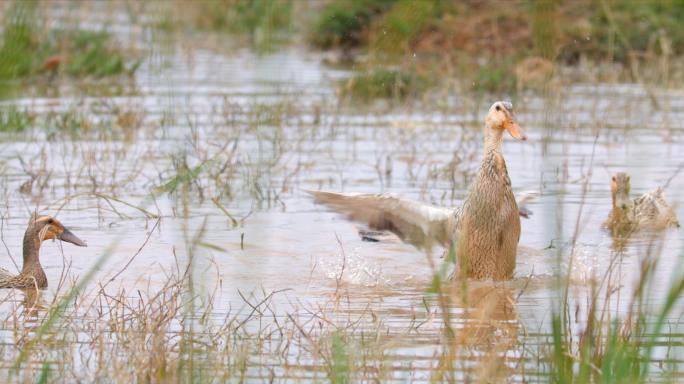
[22,230,43,274]
[483,125,504,160]
[611,205,632,223]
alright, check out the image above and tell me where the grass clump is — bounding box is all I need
[0,1,139,83]
[368,0,441,58]
[474,60,518,94]
[310,0,397,50]
[224,0,293,47]
[56,30,141,78]
[563,0,684,64]
[163,0,294,52]
[313,0,684,96]
[341,68,429,101]
[0,2,41,80]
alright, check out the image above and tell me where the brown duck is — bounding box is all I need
[308,101,528,280]
[0,214,87,289]
[605,172,679,235]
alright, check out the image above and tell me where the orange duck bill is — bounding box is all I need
[504,116,527,141]
[59,228,87,247]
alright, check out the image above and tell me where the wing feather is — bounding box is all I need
[306,190,455,250]
[307,189,537,249]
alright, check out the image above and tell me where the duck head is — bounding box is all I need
[611,173,632,212]
[485,101,527,141]
[27,214,87,247]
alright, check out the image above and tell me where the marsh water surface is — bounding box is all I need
[0,5,683,382]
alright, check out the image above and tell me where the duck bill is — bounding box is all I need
[59,228,87,247]
[504,118,527,141]
[615,193,631,211]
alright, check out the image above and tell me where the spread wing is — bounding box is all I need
[0,267,13,280]
[306,190,456,250]
[516,190,539,218]
[634,188,680,228]
[306,189,537,249]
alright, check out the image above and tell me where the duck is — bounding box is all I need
[308,101,528,280]
[604,172,679,234]
[0,214,87,289]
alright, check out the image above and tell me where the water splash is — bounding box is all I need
[319,247,391,287]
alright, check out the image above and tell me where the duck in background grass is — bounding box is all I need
[0,214,87,289]
[308,101,530,281]
[604,172,679,237]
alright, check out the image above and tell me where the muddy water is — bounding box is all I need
[1,14,684,382]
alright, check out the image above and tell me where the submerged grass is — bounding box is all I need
[6,243,683,381]
[0,82,678,382]
[0,103,145,140]
[0,106,34,133]
[0,98,682,382]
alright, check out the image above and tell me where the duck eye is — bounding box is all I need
[495,105,501,111]
[47,218,54,224]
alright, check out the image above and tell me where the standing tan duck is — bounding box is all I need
[0,214,87,289]
[308,101,528,280]
[604,172,679,235]
[457,101,526,280]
